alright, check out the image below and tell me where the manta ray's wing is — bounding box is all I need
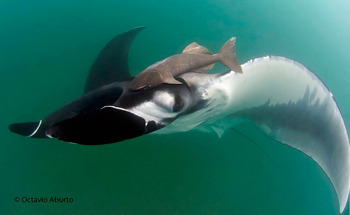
[200,56,349,212]
[9,27,144,138]
[84,26,144,94]
[9,82,126,138]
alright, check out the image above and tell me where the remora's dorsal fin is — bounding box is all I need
[182,42,214,73]
[182,42,212,55]
[84,26,145,94]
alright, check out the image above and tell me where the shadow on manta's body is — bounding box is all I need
[8,27,350,213]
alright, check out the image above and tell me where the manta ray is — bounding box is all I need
[8,27,350,213]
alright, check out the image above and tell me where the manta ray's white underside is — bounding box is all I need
[155,56,350,213]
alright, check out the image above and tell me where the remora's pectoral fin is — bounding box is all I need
[46,107,148,145]
[84,26,144,94]
[161,71,182,85]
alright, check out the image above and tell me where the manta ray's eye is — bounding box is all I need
[172,95,184,112]
[153,92,184,113]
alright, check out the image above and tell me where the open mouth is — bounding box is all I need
[46,107,158,145]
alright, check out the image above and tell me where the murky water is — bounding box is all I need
[1,0,349,214]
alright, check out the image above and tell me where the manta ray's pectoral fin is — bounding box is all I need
[161,71,182,85]
[9,121,45,138]
[191,56,349,212]
[84,27,144,94]
[9,82,126,139]
[221,57,349,213]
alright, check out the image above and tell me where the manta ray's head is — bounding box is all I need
[46,75,215,145]
[113,78,197,126]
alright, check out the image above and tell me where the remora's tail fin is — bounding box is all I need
[218,37,243,73]
[9,121,45,138]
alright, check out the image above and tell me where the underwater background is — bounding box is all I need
[1,0,350,214]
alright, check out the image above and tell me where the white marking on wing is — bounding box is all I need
[28,120,42,137]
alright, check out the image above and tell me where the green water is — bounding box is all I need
[1,0,350,214]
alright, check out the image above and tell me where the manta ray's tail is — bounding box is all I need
[218,37,243,74]
[9,121,45,138]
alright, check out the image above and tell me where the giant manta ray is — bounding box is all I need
[9,27,350,212]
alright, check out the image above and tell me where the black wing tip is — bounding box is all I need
[119,26,145,39]
[8,122,40,137]
[123,26,146,39]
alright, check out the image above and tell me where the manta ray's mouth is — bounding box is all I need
[45,107,162,145]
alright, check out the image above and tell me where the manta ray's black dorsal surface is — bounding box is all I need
[84,26,144,93]
[9,27,145,139]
